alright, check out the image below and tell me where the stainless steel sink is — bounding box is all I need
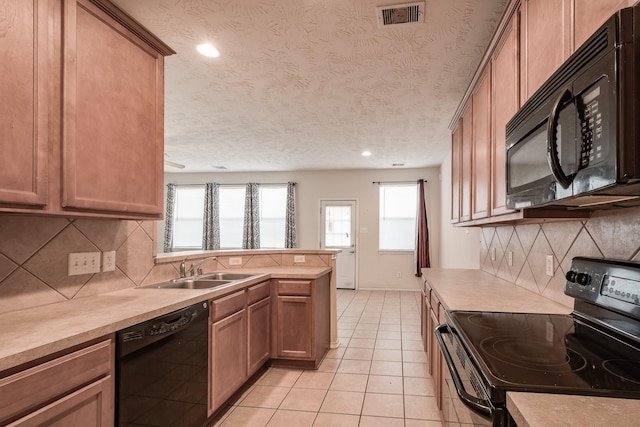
[198,272,257,281]
[139,272,259,290]
[155,279,233,290]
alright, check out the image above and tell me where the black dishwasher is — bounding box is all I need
[116,301,209,427]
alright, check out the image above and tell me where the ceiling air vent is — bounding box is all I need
[376,2,425,28]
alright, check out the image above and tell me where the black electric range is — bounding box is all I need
[437,257,640,427]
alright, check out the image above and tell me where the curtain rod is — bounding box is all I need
[168,182,296,186]
[372,180,427,184]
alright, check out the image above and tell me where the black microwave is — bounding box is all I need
[505,6,640,210]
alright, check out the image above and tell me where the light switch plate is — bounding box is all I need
[507,251,513,267]
[294,255,306,263]
[68,252,101,276]
[229,257,242,266]
[490,247,496,261]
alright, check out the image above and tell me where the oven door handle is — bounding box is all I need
[435,325,492,417]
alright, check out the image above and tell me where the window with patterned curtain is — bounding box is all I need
[166,182,296,251]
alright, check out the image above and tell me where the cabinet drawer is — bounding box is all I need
[211,290,246,322]
[0,338,113,423]
[247,281,270,305]
[277,280,311,296]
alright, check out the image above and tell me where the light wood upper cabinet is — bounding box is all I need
[520,0,570,101]
[491,14,519,217]
[450,123,462,223]
[0,0,50,207]
[62,0,166,216]
[0,0,174,219]
[471,66,491,220]
[572,0,635,49]
[460,103,473,222]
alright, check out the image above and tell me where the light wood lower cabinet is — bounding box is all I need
[208,281,272,414]
[248,297,271,376]
[276,295,313,359]
[272,275,330,369]
[208,290,248,414]
[209,306,247,414]
[0,337,114,426]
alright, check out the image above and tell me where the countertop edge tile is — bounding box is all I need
[507,392,640,427]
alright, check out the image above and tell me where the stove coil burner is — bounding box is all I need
[480,336,588,373]
[602,360,640,385]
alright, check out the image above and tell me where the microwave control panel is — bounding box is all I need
[579,80,607,169]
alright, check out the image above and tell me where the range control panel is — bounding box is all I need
[566,257,640,316]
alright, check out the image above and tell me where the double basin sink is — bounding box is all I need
[142,272,259,290]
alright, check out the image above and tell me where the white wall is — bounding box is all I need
[162,167,441,290]
[439,153,481,268]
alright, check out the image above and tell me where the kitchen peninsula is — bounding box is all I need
[0,249,335,425]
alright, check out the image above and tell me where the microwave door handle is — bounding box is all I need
[547,88,575,189]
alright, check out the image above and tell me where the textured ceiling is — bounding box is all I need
[111,0,507,173]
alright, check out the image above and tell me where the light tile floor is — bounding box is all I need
[210,290,441,427]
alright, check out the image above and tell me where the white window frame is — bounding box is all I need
[171,185,205,251]
[378,183,418,252]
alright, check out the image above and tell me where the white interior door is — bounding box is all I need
[320,200,356,290]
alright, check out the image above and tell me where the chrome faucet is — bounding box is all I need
[185,256,218,278]
[179,258,189,278]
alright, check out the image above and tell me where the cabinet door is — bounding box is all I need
[61,0,164,216]
[0,0,50,207]
[450,123,462,223]
[209,309,247,413]
[520,0,570,101]
[247,297,271,376]
[460,103,473,222]
[471,66,491,220]
[573,0,635,50]
[430,307,442,410]
[276,296,313,359]
[7,377,113,427]
[491,14,519,217]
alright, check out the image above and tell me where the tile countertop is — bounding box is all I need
[507,393,639,427]
[422,268,640,427]
[0,267,331,373]
[421,268,572,314]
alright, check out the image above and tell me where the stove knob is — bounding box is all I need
[576,272,591,286]
[565,270,577,282]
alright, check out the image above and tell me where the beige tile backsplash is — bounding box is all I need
[480,206,640,308]
[0,215,332,314]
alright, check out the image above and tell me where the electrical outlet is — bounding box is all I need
[546,255,554,276]
[490,247,496,261]
[68,252,100,276]
[294,255,306,263]
[229,257,242,266]
[507,251,513,267]
[396,271,402,278]
[102,251,116,272]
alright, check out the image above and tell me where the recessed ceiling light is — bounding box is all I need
[196,43,220,57]
[362,151,372,157]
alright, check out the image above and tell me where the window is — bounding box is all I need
[259,186,287,248]
[172,185,205,250]
[379,184,418,251]
[219,186,245,249]
[169,184,289,251]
